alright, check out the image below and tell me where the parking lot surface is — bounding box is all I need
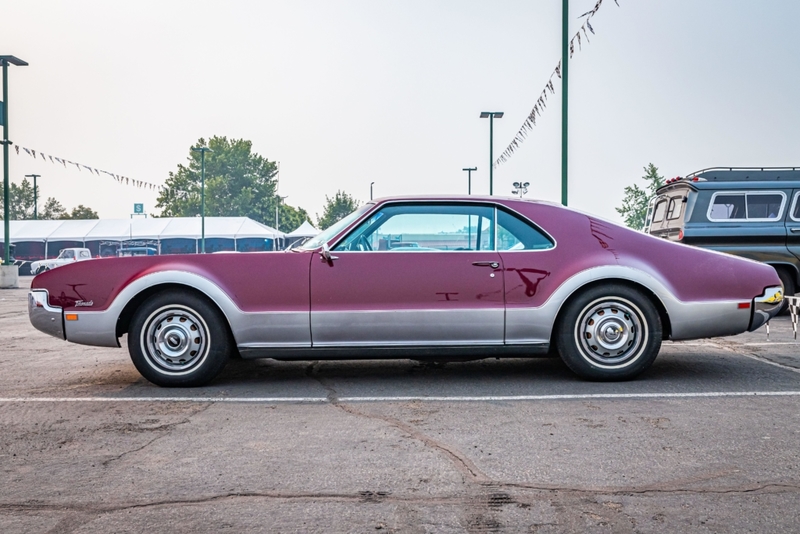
[2,277,800,533]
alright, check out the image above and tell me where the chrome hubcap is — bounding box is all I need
[577,298,645,367]
[143,306,208,373]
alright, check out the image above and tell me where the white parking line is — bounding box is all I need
[1,391,800,403]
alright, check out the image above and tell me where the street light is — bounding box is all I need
[25,174,39,219]
[190,146,212,254]
[370,182,375,201]
[479,112,503,195]
[462,167,477,195]
[1,55,28,270]
[512,181,530,198]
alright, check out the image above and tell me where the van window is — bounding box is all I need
[666,197,684,220]
[652,200,667,223]
[708,192,785,221]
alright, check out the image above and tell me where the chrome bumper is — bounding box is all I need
[28,290,65,340]
[748,286,783,332]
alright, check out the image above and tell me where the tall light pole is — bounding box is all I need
[512,181,530,198]
[275,195,288,249]
[462,167,476,195]
[561,0,569,206]
[1,55,28,270]
[25,174,39,219]
[191,146,212,254]
[479,112,503,195]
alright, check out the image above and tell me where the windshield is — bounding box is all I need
[300,204,373,250]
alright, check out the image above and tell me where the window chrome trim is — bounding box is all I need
[790,191,800,222]
[327,200,557,253]
[706,190,787,222]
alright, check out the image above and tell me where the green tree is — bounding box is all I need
[616,163,665,230]
[0,177,35,220]
[61,204,99,220]
[277,204,311,233]
[316,190,360,230]
[156,136,302,226]
[41,197,67,219]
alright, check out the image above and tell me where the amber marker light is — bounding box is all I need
[65,313,79,321]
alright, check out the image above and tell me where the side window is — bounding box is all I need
[746,193,783,220]
[334,204,495,252]
[79,250,90,258]
[792,192,800,220]
[652,200,667,223]
[710,194,746,220]
[496,210,554,251]
[709,192,785,221]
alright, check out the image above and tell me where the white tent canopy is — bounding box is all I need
[4,217,284,243]
[286,220,320,238]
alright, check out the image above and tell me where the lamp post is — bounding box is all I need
[462,167,477,195]
[191,146,212,254]
[25,174,39,219]
[479,112,503,195]
[512,181,530,198]
[370,182,374,201]
[561,0,569,206]
[1,55,28,269]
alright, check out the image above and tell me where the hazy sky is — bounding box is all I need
[4,0,799,226]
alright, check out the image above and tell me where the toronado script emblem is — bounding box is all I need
[74,300,94,307]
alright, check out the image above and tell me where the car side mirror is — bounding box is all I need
[320,243,338,263]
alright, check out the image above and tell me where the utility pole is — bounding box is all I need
[462,167,477,195]
[480,112,503,195]
[190,146,212,253]
[25,174,40,219]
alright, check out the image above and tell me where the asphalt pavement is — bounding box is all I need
[1,277,799,533]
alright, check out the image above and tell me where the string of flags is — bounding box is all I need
[11,143,163,191]
[494,0,619,168]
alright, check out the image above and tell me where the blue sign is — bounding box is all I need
[133,203,144,214]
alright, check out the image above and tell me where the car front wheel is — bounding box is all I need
[128,290,231,387]
[556,284,662,381]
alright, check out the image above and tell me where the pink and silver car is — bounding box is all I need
[28,196,783,386]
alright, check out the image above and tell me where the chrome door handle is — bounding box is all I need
[472,261,500,269]
[790,227,800,233]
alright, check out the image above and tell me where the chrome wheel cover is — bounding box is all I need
[574,297,648,369]
[140,305,209,375]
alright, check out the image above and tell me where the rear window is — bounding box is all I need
[708,191,785,221]
[652,200,667,223]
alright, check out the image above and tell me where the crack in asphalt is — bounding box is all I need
[100,403,213,467]
[305,361,491,484]
[709,339,800,374]
[2,482,798,516]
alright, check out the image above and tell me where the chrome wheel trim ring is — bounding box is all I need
[574,296,648,369]
[140,304,210,375]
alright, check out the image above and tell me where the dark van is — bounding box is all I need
[645,167,800,299]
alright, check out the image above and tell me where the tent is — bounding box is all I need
[285,220,320,248]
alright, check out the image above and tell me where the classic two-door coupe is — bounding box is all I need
[29,196,783,387]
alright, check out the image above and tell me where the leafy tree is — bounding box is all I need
[41,197,67,219]
[0,177,35,220]
[316,190,360,230]
[616,163,665,230]
[61,205,99,220]
[156,136,301,226]
[277,204,311,233]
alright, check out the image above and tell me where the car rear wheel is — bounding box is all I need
[128,290,231,387]
[556,284,662,381]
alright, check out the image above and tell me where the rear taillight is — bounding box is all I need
[678,229,684,240]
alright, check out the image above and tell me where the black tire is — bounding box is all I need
[128,290,231,387]
[776,268,795,315]
[556,284,662,381]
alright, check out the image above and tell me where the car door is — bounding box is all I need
[310,202,505,346]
